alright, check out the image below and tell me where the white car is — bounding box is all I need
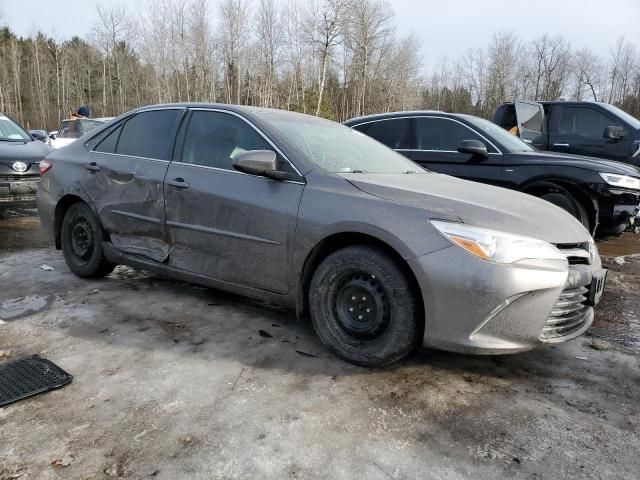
[50,117,114,149]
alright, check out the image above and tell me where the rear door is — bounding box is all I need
[514,100,547,149]
[86,108,184,262]
[164,109,304,294]
[411,116,503,185]
[352,117,413,158]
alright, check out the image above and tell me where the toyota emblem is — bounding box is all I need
[12,161,28,173]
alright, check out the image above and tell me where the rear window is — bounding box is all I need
[116,110,181,160]
[358,118,412,149]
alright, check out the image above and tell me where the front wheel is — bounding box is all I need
[309,245,421,367]
[61,202,115,278]
[540,190,593,234]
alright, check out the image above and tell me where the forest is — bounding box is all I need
[0,0,638,131]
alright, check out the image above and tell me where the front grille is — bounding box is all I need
[0,174,39,182]
[541,286,591,339]
[556,243,591,265]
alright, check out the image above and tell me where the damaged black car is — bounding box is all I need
[0,113,53,199]
[345,111,640,238]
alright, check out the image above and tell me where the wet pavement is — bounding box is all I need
[0,199,639,479]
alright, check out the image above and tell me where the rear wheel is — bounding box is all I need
[539,189,593,234]
[309,245,420,367]
[61,202,115,278]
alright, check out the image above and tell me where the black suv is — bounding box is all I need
[344,111,640,237]
[493,100,640,166]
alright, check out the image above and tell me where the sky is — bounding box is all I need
[2,0,639,71]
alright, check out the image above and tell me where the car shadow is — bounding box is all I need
[42,264,614,390]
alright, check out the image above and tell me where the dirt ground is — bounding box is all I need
[1,199,639,480]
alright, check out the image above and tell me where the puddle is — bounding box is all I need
[0,295,54,321]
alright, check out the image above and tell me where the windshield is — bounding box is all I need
[462,115,535,153]
[600,103,640,130]
[0,115,31,142]
[265,112,423,174]
[58,119,104,139]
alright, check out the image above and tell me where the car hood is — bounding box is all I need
[0,140,53,163]
[342,172,590,244]
[513,151,640,176]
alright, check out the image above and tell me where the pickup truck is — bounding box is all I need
[493,101,640,166]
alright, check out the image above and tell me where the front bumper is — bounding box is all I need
[409,246,605,354]
[596,187,640,235]
[0,174,40,199]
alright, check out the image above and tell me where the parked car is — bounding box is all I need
[493,100,640,166]
[38,104,606,366]
[0,113,53,198]
[51,117,113,149]
[344,111,640,237]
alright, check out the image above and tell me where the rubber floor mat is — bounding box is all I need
[0,355,73,407]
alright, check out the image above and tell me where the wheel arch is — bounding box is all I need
[53,194,104,249]
[520,178,599,233]
[296,232,425,339]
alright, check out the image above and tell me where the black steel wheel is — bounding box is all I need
[61,202,115,278]
[309,245,420,366]
[333,271,391,340]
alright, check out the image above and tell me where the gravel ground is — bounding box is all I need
[0,200,639,480]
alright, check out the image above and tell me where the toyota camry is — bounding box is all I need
[37,104,607,366]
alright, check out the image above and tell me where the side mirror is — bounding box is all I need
[29,130,47,142]
[233,150,277,176]
[604,126,625,140]
[457,139,488,158]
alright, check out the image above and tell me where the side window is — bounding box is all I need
[558,107,619,139]
[116,110,181,160]
[360,118,411,149]
[518,104,544,132]
[415,117,485,151]
[180,111,294,173]
[94,124,123,153]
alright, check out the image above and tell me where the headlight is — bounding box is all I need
[430,220,567,264]
[599,173,640,190]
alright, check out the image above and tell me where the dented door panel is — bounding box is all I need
[84,153,171,262]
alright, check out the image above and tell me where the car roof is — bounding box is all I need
[497,100,608,107]
[343,110,446,125]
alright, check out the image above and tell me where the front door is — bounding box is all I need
[550,105,632,161]
[85,108,184,262]
[514,100,547,149]
[164,109,305,294]
[410,116,504,185]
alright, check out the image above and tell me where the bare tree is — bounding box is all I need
[307,0,345,115]
[219,0,250,104]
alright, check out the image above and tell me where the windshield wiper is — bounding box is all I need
[350,169,368,173]
[404,170,419,174]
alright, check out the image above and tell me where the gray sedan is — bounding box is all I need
[36,104,607,366]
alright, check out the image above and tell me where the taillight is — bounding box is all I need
[39,159,52,175]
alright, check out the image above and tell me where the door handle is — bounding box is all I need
[522,139,533,144]
[553,143,570,147]
[85,162,101,172]
[166,178,190,189]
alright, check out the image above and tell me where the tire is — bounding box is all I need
[309,245,420,367]
[540,190,593,233]
[60,202,116,278]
